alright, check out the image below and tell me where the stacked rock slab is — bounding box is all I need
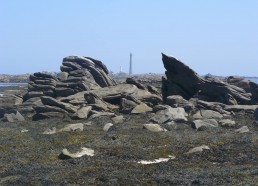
[24,72,57,102]
[22,56,118,119]
[161,53,255,105]
[56,56,116,97]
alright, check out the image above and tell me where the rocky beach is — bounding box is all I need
[0,54,258,185]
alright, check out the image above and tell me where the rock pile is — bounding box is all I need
[56,56,116,97]
[24,72,57,103]
[3,53,257,128]
[20,55,162,120]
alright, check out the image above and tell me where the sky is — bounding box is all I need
[1,0,257,76]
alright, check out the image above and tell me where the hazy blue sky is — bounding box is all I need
[1,1,257,76]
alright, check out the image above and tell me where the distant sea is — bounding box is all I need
[245,78,258,84]
[0,83,27,87]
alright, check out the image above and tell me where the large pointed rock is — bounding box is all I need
[162,53,252,105]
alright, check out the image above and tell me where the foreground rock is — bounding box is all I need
[150,107,187,124]
[59,147,94,159]
[192,119,218,130]
[143,124,167,132]
[219,119,236,127]
[235,126,250,133]
[3,111,25,122]
[186,145,210,154]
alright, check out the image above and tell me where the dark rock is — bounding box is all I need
[250,82,258,104]
[31,79,57,87]
[69,69,93,78]
[62,56,116,87]
[23,91,44,101]
[55,87,76,97]
[33,105,68,113]
[33,72,57,80]
[60,65,74,73]
[28,82,55,91]
[0,108,5,118]
[62,61,82,71]
[152,104,170,112]
[120,98,138,114]
[126,78,146,90]
[162,53,252,105]
[40,96,78,113]
[253,108,258,121]
[32,112,66,121]
[85,56,109,75]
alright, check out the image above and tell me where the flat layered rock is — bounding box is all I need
[200,110,223,119]
[192,119,218,130]
[131,103,153,114]
[41,96,78,113]
[150,107,187,124]
[143,124,167,132]
[224,105,258,113]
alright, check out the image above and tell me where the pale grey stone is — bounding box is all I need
[143,124,167,132]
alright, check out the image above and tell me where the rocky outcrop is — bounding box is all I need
[24,56,116,103]
[27,72,57,99]
[161,53,255,105]
[61,56,116,88]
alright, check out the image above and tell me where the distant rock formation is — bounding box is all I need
[161,53,257,105]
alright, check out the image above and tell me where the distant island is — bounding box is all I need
[0,72,257,84]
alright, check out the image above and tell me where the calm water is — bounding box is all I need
[246,78,258,84]
[0,83,27,87]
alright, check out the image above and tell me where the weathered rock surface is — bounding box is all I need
[59,147,94,159]
[150,107,187,124]
[219,119,236,127]
[235,126,250,133]
[62,84,162,109]
[111,115,124,124]
[131,103,153,114]
[200,110,223,119]
[191,119,218,130]
[224,105,258,113]
[59,123,84,132]
[72,106,92,119]
[3,111,25,122]
[186,145,210,154]
[103,123,114,132]
[166,95,195,112]
[143,124,167,132]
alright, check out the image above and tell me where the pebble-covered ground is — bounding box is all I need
[0,111,257,185]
